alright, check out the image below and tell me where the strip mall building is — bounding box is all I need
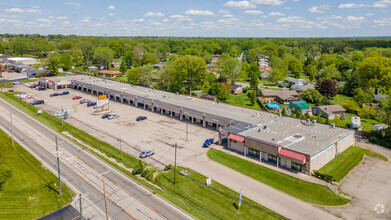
[40,75,355,175]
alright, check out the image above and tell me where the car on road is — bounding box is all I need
[50,93,60,97]
[107,114,119,120]
[72,96,82,100]
[136,116,147,121]
[203,138,214,148]
[61,91,70,95]
[101,114,111,119]
[79,99,90,104]
[53,111,65,117]
[31,100,44,105]
[12,81,22,85]
[87,102,96,107]
[139,150,154,158]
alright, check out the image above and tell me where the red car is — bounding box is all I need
[72,96,82,100]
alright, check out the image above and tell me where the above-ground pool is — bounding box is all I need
[266,103,282,109]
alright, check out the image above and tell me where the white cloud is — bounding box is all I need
[292,0,299,2]
[338,3,365,9]
[56,16,68,20]
[144,12,165,17]
[224,1,256,9]
[277,16,306,23]
[268,12,285,16]
[81,17,91,23]
[251,0,284,6]
[244,10,263,15]
[373,0,391,8]
[64,2,81,8]
[309,4,331,13]
[37,18,51,22]
[108,5,115,10]
[218,17,240,24]
[218,9,230,14]
[185,10,214,16]
[162,19,169,22]
[133,18,144,22]
[222,14,234,18]
[346,16,364,21]
[365,13,374,16]
[170,14,192,21]
[6,7,41,14]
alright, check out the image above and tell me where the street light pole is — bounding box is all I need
[55,135,61,195]
[119,133,122,161]
[79,193,83,220]
[100,170,110,220]
[174,142,177,185]
[10,112,13,148]
[186,121,188,142]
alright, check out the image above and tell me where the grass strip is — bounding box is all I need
[0,128,72,219]
[207,149,350,206]
[0,92,284,219]
[318,145,387,182]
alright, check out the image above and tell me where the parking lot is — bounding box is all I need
[14,84,218,169]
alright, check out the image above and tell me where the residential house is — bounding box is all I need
[290,84,315,93]
[231,85,243,94]
[312,105,346,120]
[261,71,270,80]
[6,57,38,65]
[97,70,122,78]
[373,95,388,103]
[289,100,312,115]
[87,66,98,71]
[284,77,308,85]
[111,62,121,68]
[261,90,299,105]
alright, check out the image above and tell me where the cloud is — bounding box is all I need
[338,3,365,9]
[56,16,68,20]
[292,0,299,2]
[224,1,256,9]
[373,0,391,8]
[251,0,284,6]
[346,16,364,21]
[268,12,285,16]
[6,7,41,14]
[218,17,240,24]
[108,5,115,10]
[277,16,306,23]
[222,14,234,18]
[81,17,91,23]
[64,2,81,8]
[170,14,192,21]
[218,9,230,14]
[309,4,331,13]
[133,18,144,22]
[37,18,51,22]
[144,12,165,17]
[244,10,264,15]
[365,13,374,16]
[185,10,214,16]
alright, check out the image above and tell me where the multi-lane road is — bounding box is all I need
[0,98,194,220]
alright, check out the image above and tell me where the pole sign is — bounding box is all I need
[98,95,107,100]
[238,189,243,208]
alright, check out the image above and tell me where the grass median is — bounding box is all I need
[0,128,72,219]
[207,149,350,206]
[318,145,387,182]
[0,92,285,219]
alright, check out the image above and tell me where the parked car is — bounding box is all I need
[53,111,65,117]
[136,116,147,121]
[50,93,60,97]
[16,93,31,99]
[72,96,82,100]
[61,91,70,95]
[12,81,22,85]
[87,102,96,107]
[31,100,44,105]
[203,138,214,148]
[101,114,111,119]
[107,114,119,120]
[36,86,46,91]
[139,150,154,158]
[8,90,14,92]
[79,99,90,104]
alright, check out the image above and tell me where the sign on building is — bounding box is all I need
[98,95,107,100]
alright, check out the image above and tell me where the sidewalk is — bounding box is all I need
[181,147,341,220]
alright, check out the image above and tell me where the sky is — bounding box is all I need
[0,0,390,37]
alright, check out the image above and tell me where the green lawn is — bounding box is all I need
[223,92,263,111]
[0,92,283,219]
[0,129,72,219]
[207,149,350,206]
[318,146,387,182]
[329,113,380,132]
[331,94,355,106]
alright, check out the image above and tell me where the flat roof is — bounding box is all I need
[7,57,36,61]
[44,75,353,156]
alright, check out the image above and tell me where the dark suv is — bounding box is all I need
[31,100,44,105]
[87,102,96,107]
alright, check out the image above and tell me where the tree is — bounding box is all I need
[301,89,324,105]
[304,64,317,81]
[218,56,242,85]
[59,52,73,71]
[119,61,127,74]
[170,55,207,95]
[108,40,123,58]
[377,95,391,125]
[288,57,303,78]
[248,64,259,92]
[141,52,159,65]
[357,55,391,94]
[318,64,341,80]
[93,47,115,69]
[139,65,154,86]
[72,50,84,67]
[0,43,5,54]
[123,51,135,67]
[180,48,200,56]
[317,80,337,98]
[218,82,231,100]
[263,42,278,57]
[250,90,257,106]
[353,88,373,106]
[269,68,287,82]
[11,38,29,56]
[247,47,262,64]
[59,42,75,50]
[208,82,222,96]
[45,54,61,74]
[127,67,142,85]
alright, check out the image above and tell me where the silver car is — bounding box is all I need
[139,150,154,158]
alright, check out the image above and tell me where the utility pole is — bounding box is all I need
[79,193,83,220]
[174,142,177,185]
[119,133,122,161]
[56,136,61,195]
[186,121,189,141]
[100,170,110,220]
[10,112,13,148]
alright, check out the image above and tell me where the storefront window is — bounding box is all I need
[291,162,303,172]
[248,148,259,157]
[268,154,277,163]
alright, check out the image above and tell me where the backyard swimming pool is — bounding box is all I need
[266,103,282,109]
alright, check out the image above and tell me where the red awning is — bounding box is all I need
[279,148,306,163]
[228,134,245,142]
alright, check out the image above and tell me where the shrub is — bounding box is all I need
[164,164,172,171]
[370,127,391,148]
[342,101,360,114]
[313,170,335,183]
[132,160,146,175]
[142,168,156,181]
[242,87,248,93]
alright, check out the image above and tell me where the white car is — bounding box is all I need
[12,81,22,85]
[54,111,65,117]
